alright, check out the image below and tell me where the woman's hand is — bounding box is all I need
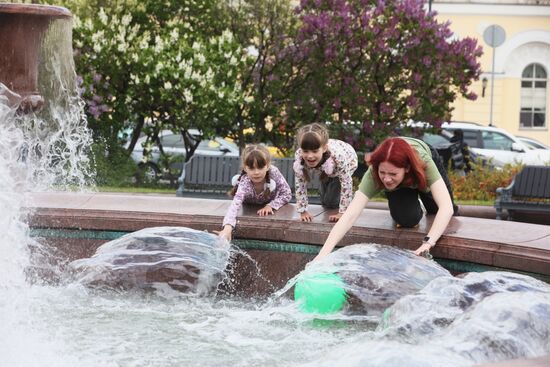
[414,242,434,257]
[309,252,327,264]
[328,213,343,222]
[257,205,274,216]
[300,211,313,222]
[213,225,233,242]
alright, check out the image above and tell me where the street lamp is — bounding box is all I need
[483,25,506,127]
[482,77,488,98]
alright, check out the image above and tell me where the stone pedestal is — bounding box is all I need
[0,4,71,112]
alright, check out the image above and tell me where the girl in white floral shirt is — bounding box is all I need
[293,123,358,222]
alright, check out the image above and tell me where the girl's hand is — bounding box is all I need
[328,213,342,222]
[214,225,233,242]
[414,242,434,257]
[300,211,313,222]
[257,205,274,216]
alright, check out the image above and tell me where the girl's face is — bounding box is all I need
[301,144,328,168]
[244,164,270,184]
[378,161,408,190]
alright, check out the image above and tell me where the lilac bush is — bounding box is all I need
[72,0,249,163]
[288,0,483,150]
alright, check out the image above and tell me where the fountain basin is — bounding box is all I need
[26,191,550,290]
[23,192,550,367]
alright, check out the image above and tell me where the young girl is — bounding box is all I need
[293,123,358,222]
[217,144,292,241]
[311,136,458,260]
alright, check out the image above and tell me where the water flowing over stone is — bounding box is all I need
[299,271,550,367]
[0,8,94,366]
[310,244,451,316]
[69,227,232,295]
[379,271,550,363]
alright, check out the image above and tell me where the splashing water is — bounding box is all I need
[69,227,232,295]
[0,15,93,367]
[287,244,451,317]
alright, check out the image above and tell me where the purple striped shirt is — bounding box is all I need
[222,165,292,228]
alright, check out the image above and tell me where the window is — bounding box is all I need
[421,133,449,147]
[481,131,514,151]
[197,139,222,152]
[520,63,547,128]
[159,133,183,148]
[462,130,480,148]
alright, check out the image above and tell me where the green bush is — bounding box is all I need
[449,160,522,202]
[91,142,138,187]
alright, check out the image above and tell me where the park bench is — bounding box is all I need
[176,154,321,199]
[494,165,550,220]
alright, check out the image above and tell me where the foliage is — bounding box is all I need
[449,160,523,201]
[69,0,251,168]
[90,141,137,186]
[33,0,483,166]
[221,0,302,156]
[287,0,483,151]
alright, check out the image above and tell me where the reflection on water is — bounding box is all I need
[313,244,452,316]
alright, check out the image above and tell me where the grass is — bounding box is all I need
[97,185,176,194]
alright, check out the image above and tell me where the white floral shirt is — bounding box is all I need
[293,139,358,213]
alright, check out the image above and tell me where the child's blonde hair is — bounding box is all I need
[296,123,331,182]
[229,144,272,197]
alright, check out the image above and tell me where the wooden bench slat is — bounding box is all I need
[533,170,546,197]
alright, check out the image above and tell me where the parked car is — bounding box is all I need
[130,129,239,182]
[441,122,550,167]
[417,130,460,169]
[516,136,550,150]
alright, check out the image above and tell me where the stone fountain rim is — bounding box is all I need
[0,3,71,18]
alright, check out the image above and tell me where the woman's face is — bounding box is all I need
[300,145,328,168]
[378,161,408,190]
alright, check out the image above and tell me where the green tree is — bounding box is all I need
[223,0,322,156]
[71,0,250,170]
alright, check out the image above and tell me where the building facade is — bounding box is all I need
[432,0,550,145]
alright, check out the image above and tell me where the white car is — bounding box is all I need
[516,136,550,150]
[442,122,550,167]
[130,129,239,181]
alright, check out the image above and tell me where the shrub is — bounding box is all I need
[449,160,523,202]
[91,142,138,187]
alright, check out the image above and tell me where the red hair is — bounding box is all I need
[368,137,428,191]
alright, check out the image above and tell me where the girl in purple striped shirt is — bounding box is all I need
[216,144,292,241]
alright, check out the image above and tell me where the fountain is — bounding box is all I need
[2,3,550,367]
[0,4,71,113]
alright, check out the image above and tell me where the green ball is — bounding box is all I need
[294,272,347,314]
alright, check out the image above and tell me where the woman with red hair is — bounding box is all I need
[313,137,457,258]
